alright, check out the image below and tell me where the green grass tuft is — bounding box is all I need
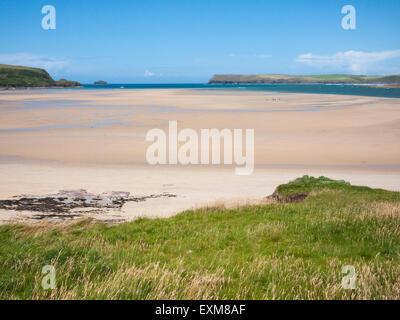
[0,176,399,299]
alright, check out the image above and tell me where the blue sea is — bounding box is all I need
[81,83,400,99]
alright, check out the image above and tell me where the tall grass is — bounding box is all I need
[0,176,399,299]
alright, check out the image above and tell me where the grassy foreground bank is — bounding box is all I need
[0,176,399,300]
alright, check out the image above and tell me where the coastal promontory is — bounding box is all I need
[0,64,82,89]
[208,74,400,85]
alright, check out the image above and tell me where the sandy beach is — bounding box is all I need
[1,89,400,223]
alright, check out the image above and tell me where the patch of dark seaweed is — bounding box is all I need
[0,189,177,219]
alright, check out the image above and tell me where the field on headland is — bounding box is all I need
[1,176,399,299]
[208,73,400,85]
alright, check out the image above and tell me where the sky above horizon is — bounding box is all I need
[1,0,400,83]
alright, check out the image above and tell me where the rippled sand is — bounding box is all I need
[0,89,399,223]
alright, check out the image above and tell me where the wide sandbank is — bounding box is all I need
[0,89,399,223]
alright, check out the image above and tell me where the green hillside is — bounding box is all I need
[0,64,81,88]
[0,176,399,299]
[208,73,400,85]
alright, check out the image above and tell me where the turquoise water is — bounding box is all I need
[82,83,400,98]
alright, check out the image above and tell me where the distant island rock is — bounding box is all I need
[208,74,400,85]
[0,64,82,89]
[94,80,108,85]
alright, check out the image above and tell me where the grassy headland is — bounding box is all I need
[0,176,399,299]
[208,74,400,85]
[0,64,81,89]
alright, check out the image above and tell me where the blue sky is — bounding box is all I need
[1,0,399,83]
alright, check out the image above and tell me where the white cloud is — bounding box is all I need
[144,70,155,77]
[296,50,400,73]
[0,53,70,73]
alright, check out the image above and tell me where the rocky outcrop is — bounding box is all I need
[270,190,308,203]
[94,80,108,85]
[0,189,176,220]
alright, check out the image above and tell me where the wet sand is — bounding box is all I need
[0,89,399,223]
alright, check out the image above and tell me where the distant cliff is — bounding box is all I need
[0,64,82,89]
[208,74,400,85]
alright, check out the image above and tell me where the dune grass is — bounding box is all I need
[0,176,399,300]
